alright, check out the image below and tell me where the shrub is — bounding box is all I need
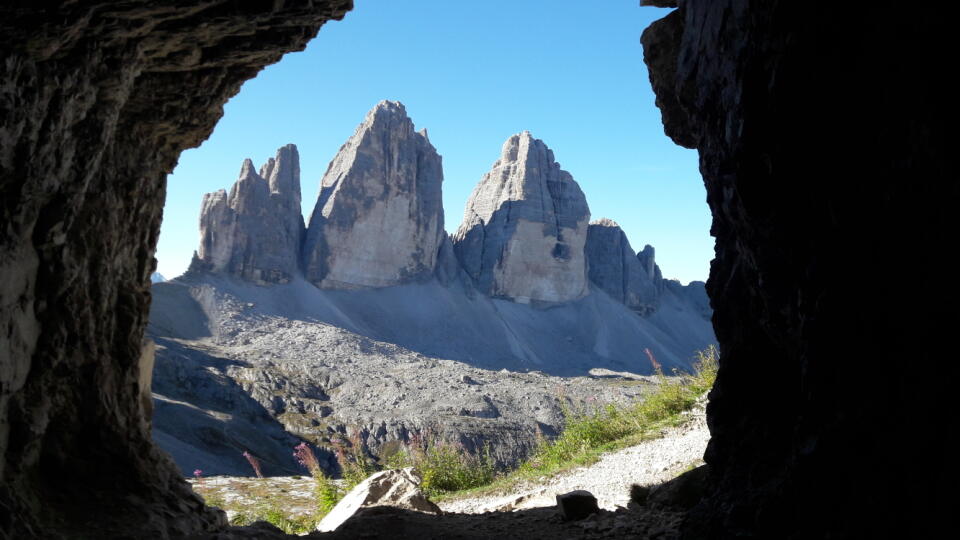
[386,433,496,497]
[519,345,718,477]
[294,442,342,517]
[333,433,378,490]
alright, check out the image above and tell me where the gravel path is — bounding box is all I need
[439,401,708,514]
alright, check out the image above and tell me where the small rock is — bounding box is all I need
[556,490,599,521]
[460,375,476,385]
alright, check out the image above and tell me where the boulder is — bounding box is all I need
[585,218,661,315]
[452,131,590,304]
[316,468,441,532]
[194,144,304,284]
[556,489,600,521]
[302,101,445,289]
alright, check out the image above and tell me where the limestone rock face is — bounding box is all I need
[452,132,590,304]
[196,144,304,284]
[585,219,661,315]
[302,101,445,289]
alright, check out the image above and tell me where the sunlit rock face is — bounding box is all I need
[302,101,445,289]
[453,132,590,304]
[196,144,304,284]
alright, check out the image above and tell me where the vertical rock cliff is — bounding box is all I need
[195,144,304,284]
[585,218,661,315]
[453,132,590,304]
[0,2,352,537]
[642,1,952,538]
[302,101,445,289]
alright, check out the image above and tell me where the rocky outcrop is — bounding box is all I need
[663,280,710,320]
[317,468,441,532]
[194,144,304,284]
[0,2,351,537]
[585,219,660,315]
[302,101,445,289]
[453,132,590,304]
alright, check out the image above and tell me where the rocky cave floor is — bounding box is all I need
[200,505,686,539]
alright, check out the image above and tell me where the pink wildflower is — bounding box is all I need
[293,442,321,475]
[644,348,662,374]
[193,468,205,490]
[242,451,263,478]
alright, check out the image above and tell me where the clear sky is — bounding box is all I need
[157,0,713,284]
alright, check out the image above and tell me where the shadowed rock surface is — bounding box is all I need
[453,132,590,304]
[0,2,352,537]
[1,1,952,538]
[302,100,445,289]
[586,219,661,316]
[195,144,304,284]
[643,1,953,538]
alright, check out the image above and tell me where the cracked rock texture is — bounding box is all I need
[195,144,304,284]
[147,273,713,478]
[585,218,661,316]
[302,100,445,289]
[453,132,590,304]
[0,2,351,537]
[643,1,952,538]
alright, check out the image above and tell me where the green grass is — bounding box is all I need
[436,345,718,501]
[229,504,318,534]
[385,439,496,498]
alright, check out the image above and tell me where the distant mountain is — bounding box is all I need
[150,272,166,283]
[153,100,715,477]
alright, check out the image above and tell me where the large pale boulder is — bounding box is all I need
[452,131,590,304]
[316,468,440,532]
[302,101,445,289]
[194,144,304,284]
[585,218,661,315]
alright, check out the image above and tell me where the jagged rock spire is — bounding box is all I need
[585,218,661,315]
[194,144,304,284]
[302,100,445,289]
[452,131,590,304]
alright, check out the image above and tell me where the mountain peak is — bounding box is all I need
[452,133,590,304]
[301,101,445,289]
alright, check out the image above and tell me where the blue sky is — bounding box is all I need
[158,0,712,284]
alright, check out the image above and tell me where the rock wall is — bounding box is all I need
[642,1,952,537]
[453,132,590,304]
[195,144,304,284]
[0,2,351,537]
[585,218,660,315]
[302,101,446,289]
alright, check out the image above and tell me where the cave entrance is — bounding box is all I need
[147,0,717,528]
[0,1,718,537]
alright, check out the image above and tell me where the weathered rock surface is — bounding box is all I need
[585,219,661,315]
[195,144,304,284]
[643,2,953,539]
[0,2,351,537]
[302,101,445,289]
[453,132,590,304]
[317,468,440,532]
[147,271,715,478]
